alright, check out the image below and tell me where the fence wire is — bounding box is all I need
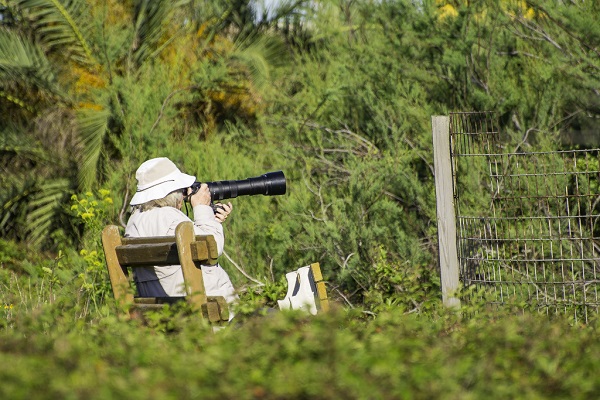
[449,112,600,323]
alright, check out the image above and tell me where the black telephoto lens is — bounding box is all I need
[189,171,286,201]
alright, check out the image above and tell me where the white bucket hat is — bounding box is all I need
[130,157,196,206]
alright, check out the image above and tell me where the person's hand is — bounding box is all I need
[214,202,233,223]
[189,184,211,207]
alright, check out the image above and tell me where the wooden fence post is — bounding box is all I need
[431,116,461,308]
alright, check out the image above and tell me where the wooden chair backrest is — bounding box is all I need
[101,221,228,322]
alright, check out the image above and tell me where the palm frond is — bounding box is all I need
[11,0,96,65]
[0,29,63,102]
[130,0,188,68]
[0,123,45,163]
[0,90,35,113]
[230,33,287,91]
[25,178,70,247]
[0,179,34,240]
[0,124,56,242]
[76,106,109,190]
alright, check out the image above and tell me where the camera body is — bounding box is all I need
[189,171,287,202]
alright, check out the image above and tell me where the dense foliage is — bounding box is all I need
[2,285,600,399]
[1,0,599,303]
[0,0,599,397]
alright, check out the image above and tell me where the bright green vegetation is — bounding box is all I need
[2,278,600,399]
[1,0,599,398]
[1,240,600,400]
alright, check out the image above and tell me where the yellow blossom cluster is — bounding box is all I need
[70,189,113,223]
[435,0,536,22]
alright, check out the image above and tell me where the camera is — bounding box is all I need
[188,171,287,202]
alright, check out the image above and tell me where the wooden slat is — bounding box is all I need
[316,281,327,300]
[190,241,208,260]
[116,242,179,266]
[134,297,185,305]
[203,301,221,322]
[132,303,167,311]
[310,262,323,282]
[316,282,329,312]
[309,262,330,313]
[122,234,215,246]
[204,236,219,264]
[101,225,134,308]
[190,237,219,265]
[208,296,229,321]
[176,222,207,311]
[122,235,177,245]
[117,237,218,267]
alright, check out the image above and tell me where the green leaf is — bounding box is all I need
[0,29,63,104]
[12,0,96,65]
[76,107,110,190]
[24,178,70,246]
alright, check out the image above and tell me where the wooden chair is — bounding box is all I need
[277,262,329,314]
[101,221,229,323]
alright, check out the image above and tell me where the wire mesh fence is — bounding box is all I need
[449,112,600,323]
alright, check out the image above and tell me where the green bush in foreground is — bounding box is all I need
[1,303,599,400]
[0,194,595,399]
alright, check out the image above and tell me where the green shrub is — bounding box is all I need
[1,304,600,399]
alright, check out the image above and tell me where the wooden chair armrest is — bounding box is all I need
[202,296,230,322]
[190,236,219,265]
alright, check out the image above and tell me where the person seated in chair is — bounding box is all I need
[125,157,238,308]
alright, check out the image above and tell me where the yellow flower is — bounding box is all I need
[438,4,459,21]
[503,0,535,20]
[524,7,535,19]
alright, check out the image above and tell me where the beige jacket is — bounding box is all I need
[124,205,234,299]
